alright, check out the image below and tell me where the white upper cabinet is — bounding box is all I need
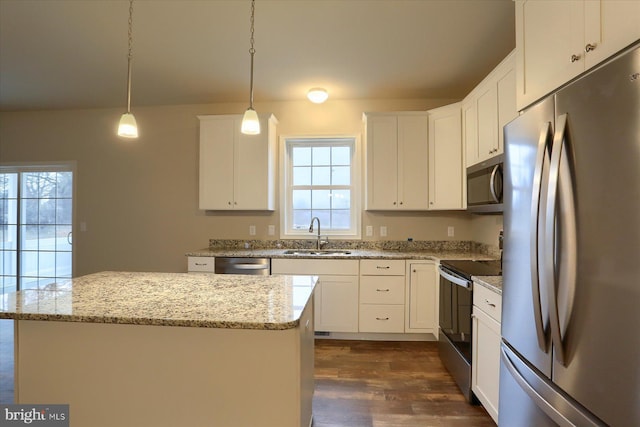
[198,114,278,210]
[516,0,640,110]
[464,52,517,167]
[427,103,464,210]
[364,112,429,211]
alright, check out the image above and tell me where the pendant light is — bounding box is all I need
[117,0,138,139]
[241,0,260,135]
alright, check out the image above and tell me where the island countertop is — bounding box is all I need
[0,271,317,330]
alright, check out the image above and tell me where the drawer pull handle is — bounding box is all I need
[376,317,390,321]
[485,299,496,308]
[376,266,390,269]
[376,288,390,292]
[195,263,208,266]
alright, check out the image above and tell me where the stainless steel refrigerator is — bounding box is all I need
[500,42,640,427]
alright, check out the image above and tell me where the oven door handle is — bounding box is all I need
[438,265,471,289]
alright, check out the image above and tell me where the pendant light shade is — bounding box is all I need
[241,108,260,135]
[117,0,138,139]
[241,0,260,135]
[118,112,138,138]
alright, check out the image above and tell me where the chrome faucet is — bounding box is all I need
[309,216,322,250]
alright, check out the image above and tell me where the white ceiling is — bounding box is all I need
[0,0,515,112]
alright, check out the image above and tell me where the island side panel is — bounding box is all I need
[15,313,313,427]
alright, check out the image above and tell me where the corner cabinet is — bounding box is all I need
[472,284,502,424]
[464,52,517,167]
[516,0,640,110]
[198,114,278,210]
[363,112,429,211]
[427,103,464,210]
[405,261,438,336]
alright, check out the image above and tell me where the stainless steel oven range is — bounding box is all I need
[438,259,501,403]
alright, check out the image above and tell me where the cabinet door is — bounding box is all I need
[397,115,429,210]
[463,98,479,167]
[516,0,585,110]
[476,83,498,162]
[315,275,359,333]
[365,115,399,210]
[584,0,640,68]
[199,117,235,210]
[234,116,275,210]
[406,262,438,332]
[496,59,517,155]
[472,307,501,423]
[428,104,463,210]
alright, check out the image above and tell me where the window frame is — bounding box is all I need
[280,135,361,239]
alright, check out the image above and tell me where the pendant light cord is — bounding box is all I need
[248,0,255,109]
[125,0,134,114]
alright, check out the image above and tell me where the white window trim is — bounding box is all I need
[279,135,361,240]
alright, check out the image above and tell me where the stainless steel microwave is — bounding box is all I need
[466,154,503,213]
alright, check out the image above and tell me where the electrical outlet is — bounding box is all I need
[268,225,275,236]
[447,226,454,237]
[366,226,373,237]
[380,226,387,237]
[249,225,256,236]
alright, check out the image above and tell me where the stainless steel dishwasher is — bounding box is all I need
[214,257,271,275]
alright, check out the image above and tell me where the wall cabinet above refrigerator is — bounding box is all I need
[198,114,278,211]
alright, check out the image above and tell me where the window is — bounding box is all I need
[281,137,360,238]
[1,165,74,294]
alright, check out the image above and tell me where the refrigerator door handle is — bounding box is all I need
[530,122,553,352]
[545,113,577,367]
[501,343,605,427]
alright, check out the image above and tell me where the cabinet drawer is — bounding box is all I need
[359,305,405,333]
[360,276,405,304]
[271,258,359,275]
[473,284,502,323]
[188,256,216,272]
[360,259,405,275]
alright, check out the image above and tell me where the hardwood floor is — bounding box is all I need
[313,339,495,427]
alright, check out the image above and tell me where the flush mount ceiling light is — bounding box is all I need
[241,0,260,135]
[307,88,329,104]
[117,0,138,139]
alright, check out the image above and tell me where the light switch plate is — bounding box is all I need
[447,226,454,237]
[249,225,256,236]
[268,225,275,236]
[380,226,387,237]
[365,226,373,237]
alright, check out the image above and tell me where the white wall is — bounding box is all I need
[0,97,474,275]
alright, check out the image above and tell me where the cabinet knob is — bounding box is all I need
[399,201,403,205]
[585,43,597,53]
[393,201,397,205]
[570,54,581,63]
[228,201,232,205]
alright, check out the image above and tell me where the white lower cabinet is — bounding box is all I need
[358,260,406,333]
[271,258,359,333]
[472,284,502,424]
[405,261,439,335]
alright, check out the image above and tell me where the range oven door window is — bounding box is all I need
[439,274,473,363]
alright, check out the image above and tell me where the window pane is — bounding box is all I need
[311,210,330,226]
[332,190,351,209]
[312,147,331,166]
[21,225,38,250]
[331,167,350,185]
[21,276,38,290]
[56,225,72,251]
[39,199,54,224]
[56,198,72,225]
[312,190,331,209]
[293,167,311,186]
[56,252,72,277]
[331,210,351,229]
[21,251,38,277]
[2,250,17,276]
[22,173,39,198]
[38,172,58,198]
[2,225,17,250]
[292,210,311,230]
[332,146,351,165]
[56,172,73,198]
[312,166,330,185]
[39,251,55,277]
[292,190,311,209]
[21,199,38,224]
[39,225,56,250]
[292,146,311,166]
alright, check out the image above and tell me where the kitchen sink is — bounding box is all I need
[283,249,352,256]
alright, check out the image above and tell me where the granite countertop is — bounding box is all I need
[186,247,496,261]
[0,271,317,330]
[473,275,503,294]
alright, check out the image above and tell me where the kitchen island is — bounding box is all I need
[0,271,317,427]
